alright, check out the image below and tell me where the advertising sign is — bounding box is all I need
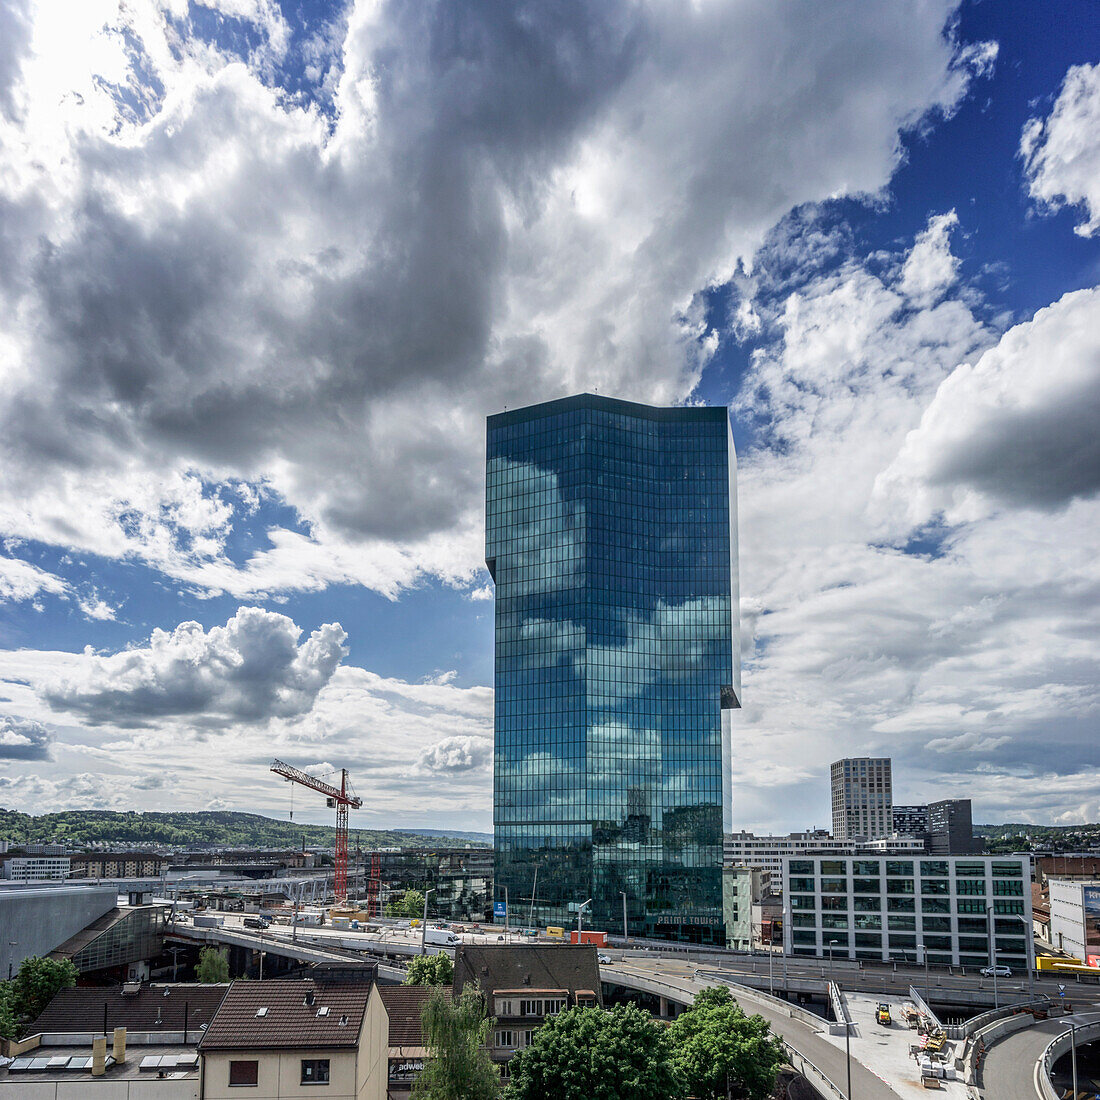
[493,900,507,919]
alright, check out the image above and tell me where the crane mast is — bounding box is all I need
[270,759,362,905]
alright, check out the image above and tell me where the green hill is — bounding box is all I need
[0,808,490,851]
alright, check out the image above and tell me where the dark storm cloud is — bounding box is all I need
[0,0,977,571]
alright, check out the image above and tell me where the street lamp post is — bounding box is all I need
[986,904,999,1010]
[420,888,436,955]
[620,891,628,942]
[528,868,539,929]
[1071,1020,1079,1100]
[503,886,509,940]
[918,942,928,990]
[829,939,837,968]
[577,898,592,939]
[845,1009,853,1100]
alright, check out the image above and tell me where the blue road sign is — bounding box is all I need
[493,901,507,919]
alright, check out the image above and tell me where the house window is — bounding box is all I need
[520,1000,543,1017]
[496,1030,514,1048]
[229,1061,259,1086]
[544,999,566,1015]
[301,1059,330,1084]
[496,999,514,1016]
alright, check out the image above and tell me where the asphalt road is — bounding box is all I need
[979,1011,1100,1100]
[609,959,901,1100]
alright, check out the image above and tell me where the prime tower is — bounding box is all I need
[486,394,740,944]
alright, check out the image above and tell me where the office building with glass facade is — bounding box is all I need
[486,394,739,944]
[782,855,1032,970]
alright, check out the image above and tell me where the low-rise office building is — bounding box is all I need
[782,855,1032,970]
[2,855,71,881]
[198,977,388,1100]
[1048,878,1100,965]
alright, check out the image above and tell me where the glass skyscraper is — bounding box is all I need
[486,394,740,944]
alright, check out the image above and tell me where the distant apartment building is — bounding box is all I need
[69,853,171,879]
[927,799,982,855]
[830,758,893,840]
[892,805,931,841]
[453,945,601,1072]
[782,854,1032,970]
[723,830,924,881]
[1,855,70,881]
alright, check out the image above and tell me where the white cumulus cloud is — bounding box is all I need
[1022,62,1100,237]
[43,606,348,727]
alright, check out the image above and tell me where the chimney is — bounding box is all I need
[305,989,316,1006]
[91,1036,107,1076]
[112,1027,126,1063]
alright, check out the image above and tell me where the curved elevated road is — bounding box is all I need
[607,959,901,1100]
[979,1011,1100,1100]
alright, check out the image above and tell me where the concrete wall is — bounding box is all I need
[0,886,118,972]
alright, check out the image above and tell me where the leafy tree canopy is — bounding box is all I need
[0,956,78,1039]
[507,1002,681,1100]
[387,889,426,919]
[196,947,230,983]
[669,985,787,1100]
[413,985,499,1100]
[405,954,454,986]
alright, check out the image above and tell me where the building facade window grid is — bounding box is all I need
[782,856,1031,967]
[488,396,738,943]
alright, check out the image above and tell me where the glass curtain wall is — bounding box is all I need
[486,394,738,944]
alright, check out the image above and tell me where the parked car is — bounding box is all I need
[597,953,611,964]
[980,965,1012,977]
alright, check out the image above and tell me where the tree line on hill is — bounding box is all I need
[0,808,489,851]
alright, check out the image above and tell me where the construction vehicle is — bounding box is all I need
[876,1003,892,1026]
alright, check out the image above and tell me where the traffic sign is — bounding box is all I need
[493,901,507,919]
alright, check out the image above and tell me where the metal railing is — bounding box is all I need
[783,1042,847,1099]
[1037,1017,1100,1100]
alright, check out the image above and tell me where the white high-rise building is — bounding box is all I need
[831,757,892,840]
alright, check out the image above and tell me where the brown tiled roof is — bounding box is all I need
[453,945,602,1007]
[198,980,372,1051]
[29,984,229,1035]
[377,985,449,1046]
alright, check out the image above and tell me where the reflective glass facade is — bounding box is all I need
[487,394,739,944]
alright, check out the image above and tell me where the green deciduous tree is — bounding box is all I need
[405,953,454,986]
[196,947,230,983]
[387,889,426,919]
[0,982,17,1041]
[413,985,499,1100]
[8,956,78,1034]
[506,1002,681,1100]
[669,985,786,1100]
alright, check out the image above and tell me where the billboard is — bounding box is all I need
[1083,886,1100,966]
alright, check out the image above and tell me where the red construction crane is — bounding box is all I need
[270,759,362,905]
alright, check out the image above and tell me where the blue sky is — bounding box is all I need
[0,0,1098,832]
